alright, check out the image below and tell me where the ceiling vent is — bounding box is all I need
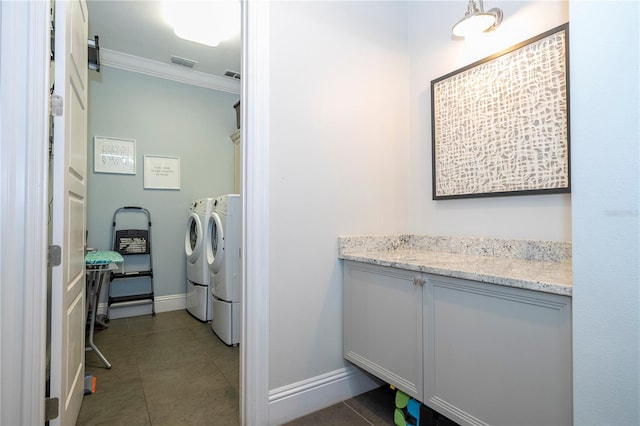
[170,55,197,68]
[224,70,241,80]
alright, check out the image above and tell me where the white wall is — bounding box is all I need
[570,2,639,424]
[268,0,409,391]
[408,1,571,241]
[261,1,639,424]
[265,0,577,414]
[87,66,239,300]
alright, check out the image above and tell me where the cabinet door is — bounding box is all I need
[423,275,572,426]
[343,261,423,398]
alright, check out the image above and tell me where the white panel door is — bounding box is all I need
[50,0,89,424]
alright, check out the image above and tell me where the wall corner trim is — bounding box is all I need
[100,48,241,95]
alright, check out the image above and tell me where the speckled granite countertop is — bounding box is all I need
[338,235,572,296]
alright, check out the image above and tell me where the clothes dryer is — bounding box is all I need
[185,197,215,321]
[206,194,241,345]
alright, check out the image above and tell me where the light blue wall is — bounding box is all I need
[570,2,639,424]
[87,66,239,299]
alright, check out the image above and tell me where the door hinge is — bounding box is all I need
[50,94,63,117]
[48,245,62,267]
[45,397,59,421]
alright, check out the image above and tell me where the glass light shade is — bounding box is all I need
[163,1,240,47]
[452,13,498,38]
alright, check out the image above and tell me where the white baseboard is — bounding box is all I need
[268,365,382,425]
[97,293,187,319]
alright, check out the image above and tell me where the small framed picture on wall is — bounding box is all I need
[94,136,136,175]
[143,155,181,190]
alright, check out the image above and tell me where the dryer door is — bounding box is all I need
[185,212,203,263]
[207,212,225,273]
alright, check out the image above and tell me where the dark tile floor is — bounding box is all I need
[78,310,240,425]
[284,385,396,426]
[78,310,397,425]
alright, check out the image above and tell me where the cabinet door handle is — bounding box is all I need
[413,277,425,287]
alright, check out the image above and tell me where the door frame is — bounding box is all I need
[240,0,271,423]
[0,1,50,424]
[0,1,273,424]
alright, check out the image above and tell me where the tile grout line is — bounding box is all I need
[342,400,376,426]
[129,316,155,426]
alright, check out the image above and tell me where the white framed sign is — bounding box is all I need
[143,155,181,190]
[94,136,136,174]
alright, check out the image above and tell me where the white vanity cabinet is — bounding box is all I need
[424,274,572,426]
[343,260,573,426]
[343,261,424,399]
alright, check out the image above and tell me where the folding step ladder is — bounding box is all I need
[106,206,156,321]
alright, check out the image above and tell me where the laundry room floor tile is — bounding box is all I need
[77,310,401,426]
[76,376,148,425]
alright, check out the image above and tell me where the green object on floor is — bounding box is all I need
[395,389,410,409]
[394,407,418,426]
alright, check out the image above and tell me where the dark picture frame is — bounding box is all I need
[431,23,570,200]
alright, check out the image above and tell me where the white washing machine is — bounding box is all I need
[185,197,215,321]
[206,194,241,345]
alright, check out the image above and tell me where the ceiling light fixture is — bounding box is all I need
[163,1,240,48]
[451,0,503,39]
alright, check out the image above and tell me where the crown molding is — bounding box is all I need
[100,48,240,94]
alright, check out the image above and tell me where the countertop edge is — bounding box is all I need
[339,252,572,297]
